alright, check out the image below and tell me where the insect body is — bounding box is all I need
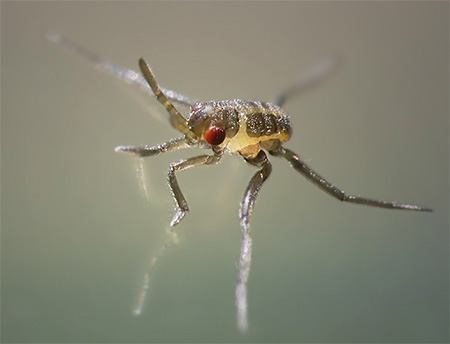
[47,32,431,332]
[115,59,432,331]
[189,99,291,156]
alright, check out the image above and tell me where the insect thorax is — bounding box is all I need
[188,99,291,155]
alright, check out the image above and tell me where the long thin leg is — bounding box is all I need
[115,136,190,157]
[271,147,432,212]
[139,59,196,140]
[236,150,272,332]
[272,55,341,108]
[116,137,191,203]
[46,31,198,107]
[168,151,223,226]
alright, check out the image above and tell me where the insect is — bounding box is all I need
[48,32,432,332]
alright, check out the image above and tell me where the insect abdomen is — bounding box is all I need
[243,101,291,140]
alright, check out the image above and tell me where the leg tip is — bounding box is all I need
[170,210,186,227]
[115,146,127,153]
[115,146,139,155]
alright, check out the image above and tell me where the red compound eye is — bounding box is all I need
[205,126,226,145]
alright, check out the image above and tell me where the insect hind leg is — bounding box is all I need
[270,146,432,212]
[272,55,341,107]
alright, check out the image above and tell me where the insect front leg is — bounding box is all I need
[116,137,194,202]
[270,146,432,212]
[168,151,223,226]
[236,150,272,332]
[115,136,190,158]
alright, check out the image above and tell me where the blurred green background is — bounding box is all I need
[2,2,448,342]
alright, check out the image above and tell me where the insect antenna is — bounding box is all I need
[46,31,198,108]
[138,59,197,140]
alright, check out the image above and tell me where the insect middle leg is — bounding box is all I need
[168,151,223,226]
[133,152,222,316]
[270,146,432,212]
[236,150,272,332]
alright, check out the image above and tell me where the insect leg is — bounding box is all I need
[116,137,192,203]
[236,150,272,332]
[272,55,341,108]
[271,146,432,212]
[168,152,223,226]
[115,136,190,158]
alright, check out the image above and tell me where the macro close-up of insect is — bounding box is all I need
[3,1,447,342]
[47,32,432,333]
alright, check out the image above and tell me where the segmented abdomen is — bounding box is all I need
[241,101,291,139]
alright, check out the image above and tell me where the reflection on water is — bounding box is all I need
[2,2,448,342]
